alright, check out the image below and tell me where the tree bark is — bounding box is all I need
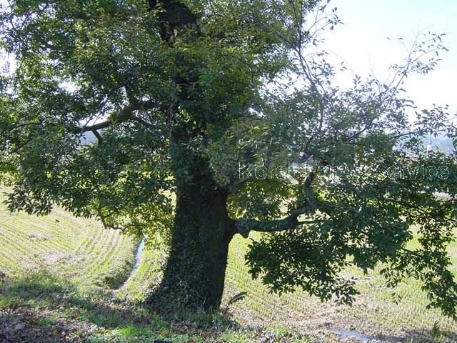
[146,0,233,310]
[151,132,234,310]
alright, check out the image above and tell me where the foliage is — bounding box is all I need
[0,0,456,316]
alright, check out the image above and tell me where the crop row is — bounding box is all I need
[0,188,136,290]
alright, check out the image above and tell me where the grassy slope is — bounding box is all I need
[224,234,457,343]
[0,188,138,291]
[0,188,309,342]
[121,230,457,342]
[1,184,457,342]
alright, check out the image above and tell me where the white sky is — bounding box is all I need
[321,0,457,114]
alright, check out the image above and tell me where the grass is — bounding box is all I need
[117,240,167,302]
[0,188,137,292]
[1,185,457,342]
[0,271,310,342]
[0,187,311,342]
[221,233,457,342]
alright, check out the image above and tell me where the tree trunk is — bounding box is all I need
[151,133,235,310]
[145,0,231,309]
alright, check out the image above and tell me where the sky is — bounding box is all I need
[320,0,457,114]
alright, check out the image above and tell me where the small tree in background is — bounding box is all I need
[0,0,456,315]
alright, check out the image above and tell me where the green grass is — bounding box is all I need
[116,240,167,302]
[1,185,457,342]
[0,271,311,342]
[0,188,137,292]
[0,187,311,342]
[221,233,457,343]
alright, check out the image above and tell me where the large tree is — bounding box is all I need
[1,0,457,315]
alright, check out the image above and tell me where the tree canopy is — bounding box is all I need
[1,0,457,315]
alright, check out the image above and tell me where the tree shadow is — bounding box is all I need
[0,272,156,342]
[0,271,240,342]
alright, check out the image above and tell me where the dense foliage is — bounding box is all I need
[1,0,456,314]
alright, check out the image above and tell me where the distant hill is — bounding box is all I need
[396,133,455,156]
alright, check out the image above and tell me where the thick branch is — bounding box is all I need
[234,170,320,238]
[97,203,125,232]
[234,206,312,238]
[70,100,157,135]
[92,129,103,143]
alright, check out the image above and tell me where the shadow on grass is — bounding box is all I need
[4,272,451,343]
[0,271,169,342]
[0,271,250,343]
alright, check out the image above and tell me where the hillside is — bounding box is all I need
[1,186,457,342]
[0,188,137,290]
